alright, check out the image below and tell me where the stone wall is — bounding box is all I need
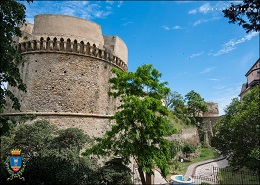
[166,127,200,146]
[203,102,219,117]
[5,53,118,115]
[3,14,128,137]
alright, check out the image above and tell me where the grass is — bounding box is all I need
[167,112,195,134]
[167,147,220,180]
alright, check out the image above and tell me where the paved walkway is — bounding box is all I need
[154,169,168,184]
[151,156,228,185]
[193,158,229,184]
[135,149,229,184]
[183,155,228,181]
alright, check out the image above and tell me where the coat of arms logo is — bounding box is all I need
[5,149,26,181]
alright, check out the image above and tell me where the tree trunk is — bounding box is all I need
[146,173,154,185]
[138,166,146,185]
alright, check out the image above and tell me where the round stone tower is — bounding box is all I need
[4,14,128,137]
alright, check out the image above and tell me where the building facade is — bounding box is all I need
[239,58,260,99]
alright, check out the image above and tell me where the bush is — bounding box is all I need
[182,144,196,155]
[0,120,132,185]
[93,158,132,185]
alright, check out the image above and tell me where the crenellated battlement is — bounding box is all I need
[17,37,127,71]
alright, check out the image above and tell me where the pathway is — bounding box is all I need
[182,156,229,184]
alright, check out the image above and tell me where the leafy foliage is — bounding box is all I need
[185,90,208,126]
[84,64,172,184]
[0,0,33,138]
[0,0,33,111]
[0,120,95,184]
[169,140,181,160]
[92,158,132,185]
[214,86,260,173]
[182,144,196,155]
[223,0,260,33]
[166,91,189,122]
[165,90,207,127]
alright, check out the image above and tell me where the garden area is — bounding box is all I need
[167,144,220,180]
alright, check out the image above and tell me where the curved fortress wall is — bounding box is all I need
[5,14,128,137]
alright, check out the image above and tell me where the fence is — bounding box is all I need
[191,166,260,184]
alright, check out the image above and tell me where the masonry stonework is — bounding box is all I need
[4,14,128,137]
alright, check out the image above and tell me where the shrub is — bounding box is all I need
[182,144,196,155]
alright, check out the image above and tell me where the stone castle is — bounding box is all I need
[4,14,128,137]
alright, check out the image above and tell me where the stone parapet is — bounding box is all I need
[17,37,127,71]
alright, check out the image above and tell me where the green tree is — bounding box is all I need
[0,0,33,112]
[165,91,184,110]
[223,0,260,33]
[165,91,191,124]
[214,86,260,173]
[171,91,189,121]
[84,64,172,185]
[185,90,208,126]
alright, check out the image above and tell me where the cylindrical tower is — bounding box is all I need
[4,14,128,137]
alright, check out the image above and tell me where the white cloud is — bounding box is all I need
[225,32,258,47]
[199,3,211,14]
[118,1,123,8]
[193,19,206,26]
[82,3,112,19]
[213,32,258,56]
[106,6,112,10]
[162,25,183,31]
[106,0,114,5]
[188,3,211,15]
[173,26,182,30]
[188,9,197,14]
[212,46,236,56]
[122,21,133,26]
[161,25,170,31]
[94,10,112,18]
[189,52,204,59]
[199,67,215,74]
[193,17,220,26]
[208,78,220,81]
[82,1,89,6]
[23,1,113,23]
[61,7,75,16]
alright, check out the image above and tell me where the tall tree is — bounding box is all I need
[214,86,260,173]
[185,90,208,126]
[0,0,32,112]
[223,0,260,33]
[164,91,183,110]
[84,64,172,185]
[165,91,190,123]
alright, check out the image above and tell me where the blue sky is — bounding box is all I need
[21,1,259,115]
